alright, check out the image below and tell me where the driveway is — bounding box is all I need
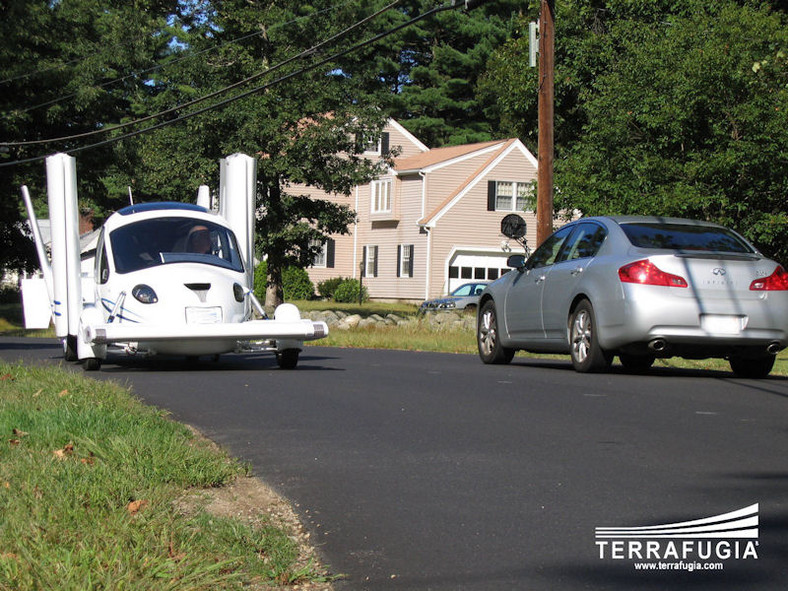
[1,338,786,590]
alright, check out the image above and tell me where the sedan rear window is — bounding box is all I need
[620,222,755,254]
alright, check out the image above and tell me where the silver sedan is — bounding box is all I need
[477,216,788,377]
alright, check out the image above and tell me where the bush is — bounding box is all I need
[316,277,346,300]
[333,279,369,303]
[253,261,315,301]
[282,266,315,300]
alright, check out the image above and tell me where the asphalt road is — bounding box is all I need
[1,338,787,590]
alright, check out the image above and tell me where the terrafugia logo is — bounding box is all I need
[595,504,759,565]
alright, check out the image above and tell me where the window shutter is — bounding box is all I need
[372,246,378,277]
[396,245,402,278]
[487,181,496,211]
[362,246,367,276]
[326,239,335,268]
[408,245,414,278]
[381,132,390,156]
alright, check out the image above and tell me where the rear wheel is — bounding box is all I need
[477,300,515,365]
[729,355,775,379]
[619,353,656,374]
[276,349,300,369]
[569,300,612,373]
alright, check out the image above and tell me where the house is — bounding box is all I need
[297,119,539,301]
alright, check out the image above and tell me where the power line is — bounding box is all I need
[5,0,358,115]
[1,0,402,149]
[0,1,476,168]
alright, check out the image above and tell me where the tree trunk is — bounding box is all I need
[265,261,284,310]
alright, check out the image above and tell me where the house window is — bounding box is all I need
[362,245,378,278]
[371,180,392,214]
[361,132,390,155]
[488,181,535,212]
[397,244,414,278]
[311,238,335,269]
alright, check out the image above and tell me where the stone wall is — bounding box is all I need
[304,310,476,332]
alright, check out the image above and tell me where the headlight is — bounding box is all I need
[233,283,246,303]
[440,301,456,309]
[132,284,158,304]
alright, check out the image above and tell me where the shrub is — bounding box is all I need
[282,266,315,300]
[333,279,368,303]
[253,261,315,301]
[316,277,346,300]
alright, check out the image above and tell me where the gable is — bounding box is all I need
[419,139,537,227]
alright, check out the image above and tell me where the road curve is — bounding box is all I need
[1,338,787,590]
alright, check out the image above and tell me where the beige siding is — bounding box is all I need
[426,149,538,298]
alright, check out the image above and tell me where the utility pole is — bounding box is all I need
[536,0,555,246]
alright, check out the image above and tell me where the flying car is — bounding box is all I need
[20,152,328,370]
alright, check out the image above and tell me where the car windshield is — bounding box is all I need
[110,217,244,274]
[620,222,755,254]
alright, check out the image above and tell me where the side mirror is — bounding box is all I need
[507,254,526,270]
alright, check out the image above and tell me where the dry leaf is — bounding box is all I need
[8,439,20,446]
[12,428,28,437]
[0,374,14,381]
[58,389,69,397]
[53,443,75,459]
[127,499,148,515]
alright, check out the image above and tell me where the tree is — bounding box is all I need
[0,0,183,269]
[387,0,523,147]
[116,0,395,307]
[481,1,788,263]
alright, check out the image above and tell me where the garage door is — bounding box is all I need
[447,251,512,293]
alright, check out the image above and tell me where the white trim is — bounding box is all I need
[424,227,432,300]
[352,185,359,278]
[424,139,536,229]
[387,118,429,153]
[421,143,505,174]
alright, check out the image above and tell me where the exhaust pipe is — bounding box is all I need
[766,342,781,356]
[648,339,667,353]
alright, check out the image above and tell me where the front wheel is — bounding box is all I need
[729,355,775,379]
[276,349,300,369]
[477,300,515,365]
[569,300,612,373]
[63,335,78,362]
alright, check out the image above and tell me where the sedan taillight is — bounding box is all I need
[618,260,688,288]
[750,265,788,291]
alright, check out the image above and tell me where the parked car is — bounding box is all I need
[420,282,488,312]
[477,216,788,377]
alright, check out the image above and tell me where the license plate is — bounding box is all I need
[701,315,743,335]
[186,306,222,324]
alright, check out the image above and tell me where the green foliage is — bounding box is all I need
[254,261,315,302]
[333,279,369,304]
[282,266,315,301]
[390,0,523,147]
[316,277,347,299]
[483,0,788,264]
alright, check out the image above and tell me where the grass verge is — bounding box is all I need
[0,362,331,590]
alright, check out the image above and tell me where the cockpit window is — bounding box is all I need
[110,217,244,274]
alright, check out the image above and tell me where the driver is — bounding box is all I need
[186,225,212,254]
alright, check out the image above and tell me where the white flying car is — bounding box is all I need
[20,152,328,370]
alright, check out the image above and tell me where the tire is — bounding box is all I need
[569,300,612,373]
[729,355,775,379]
[83,358,101,371]
[276,349,300,369]
[477,300,515,365]
[63,335,78,362]
[619,353,655,374]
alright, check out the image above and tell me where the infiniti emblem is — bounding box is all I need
[712,268,726,276]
